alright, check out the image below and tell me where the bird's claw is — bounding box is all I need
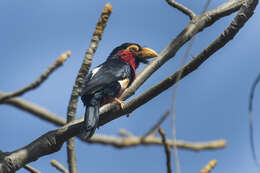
[114,98,125,109]
[114,98,131,117]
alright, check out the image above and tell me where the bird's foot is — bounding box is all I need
[114,98,131,117]
[114,98,125,109]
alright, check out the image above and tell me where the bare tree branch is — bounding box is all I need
[0,51,71,103]
[158,128,172,173]
[98,0,257,127]
[65,4,113,173]
[24,165,41,173]
[142,111,170,138]
[0,121,82,173]
[0,0,250,131]
[50,160,69,173]
[166,0,196,19]
[249,72,260,167]
[0,91,66,126]
[200,160,217,173]
[0,1,257,171]
[88,134,226,150]
[169,1,211,173]
[0,118,226,173]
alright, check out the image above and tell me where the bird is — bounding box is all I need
[80,43,158,139]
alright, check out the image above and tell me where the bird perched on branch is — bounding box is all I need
[80,43,158,139]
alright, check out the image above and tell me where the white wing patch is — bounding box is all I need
[118,78,130,90]
[90,66,102,79]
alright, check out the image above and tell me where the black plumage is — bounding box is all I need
[80,43,157,139]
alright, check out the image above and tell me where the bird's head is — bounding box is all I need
[108,43,158,69]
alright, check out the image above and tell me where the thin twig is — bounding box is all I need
[200,160,217,173]
[142,111,170,138]
[0,51,71,103]
[166,0,196,19]
[65,4,113,173]
[169,1,211,173]
[50,160,69,173]
[24,165,41,173]
[118,129,134,137]
[249,72,260,167]
[158,128,172,173]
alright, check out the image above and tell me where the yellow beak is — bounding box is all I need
[137,47,158,59]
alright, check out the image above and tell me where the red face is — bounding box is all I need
[117,50,138,76]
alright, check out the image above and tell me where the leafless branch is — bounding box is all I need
[88,134,226,150]
[118,129,134,137]
[24,165,41,173]
[65,4,113,173]
[200,160,217,173]
[169,1,211,173]
[0,121,82,173]
[50,160,69,173]
[142,111,170,138]
[0,0,251,131]
[0,51,71,103]
[166,0,196,19]
[98,0,257,127]
[158,128,172,173]
[0,0,258,171]
[0,91,66,126]
[0,119,226,173]
[249,72,260,167]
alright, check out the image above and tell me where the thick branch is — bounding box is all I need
[0,121,82,173]
[0,119,225,173]
[0,93,227,151]
[65,4,112,173]
[0,0,249,130]
[0,51,71,103]
[97,0,257,126]
[0,1,257,171]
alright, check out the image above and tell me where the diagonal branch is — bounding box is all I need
[166,0,196,20]
[97,0,257,127]
[0,91,66,126]
[0,1,257,171]
[0,120,226,173]
[24,165,41,173]
[50,160,69,173]
[0,0,249,131]
[142,111,170,138]
[0,51,71,103]
[65,4,113,173]
[98,0,246,124]
[200,160,217,173]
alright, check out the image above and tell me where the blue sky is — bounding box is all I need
[0,0,260,173]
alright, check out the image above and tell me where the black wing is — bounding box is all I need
[80,59,133,96]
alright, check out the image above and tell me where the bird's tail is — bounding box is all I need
[81,104,100,139]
